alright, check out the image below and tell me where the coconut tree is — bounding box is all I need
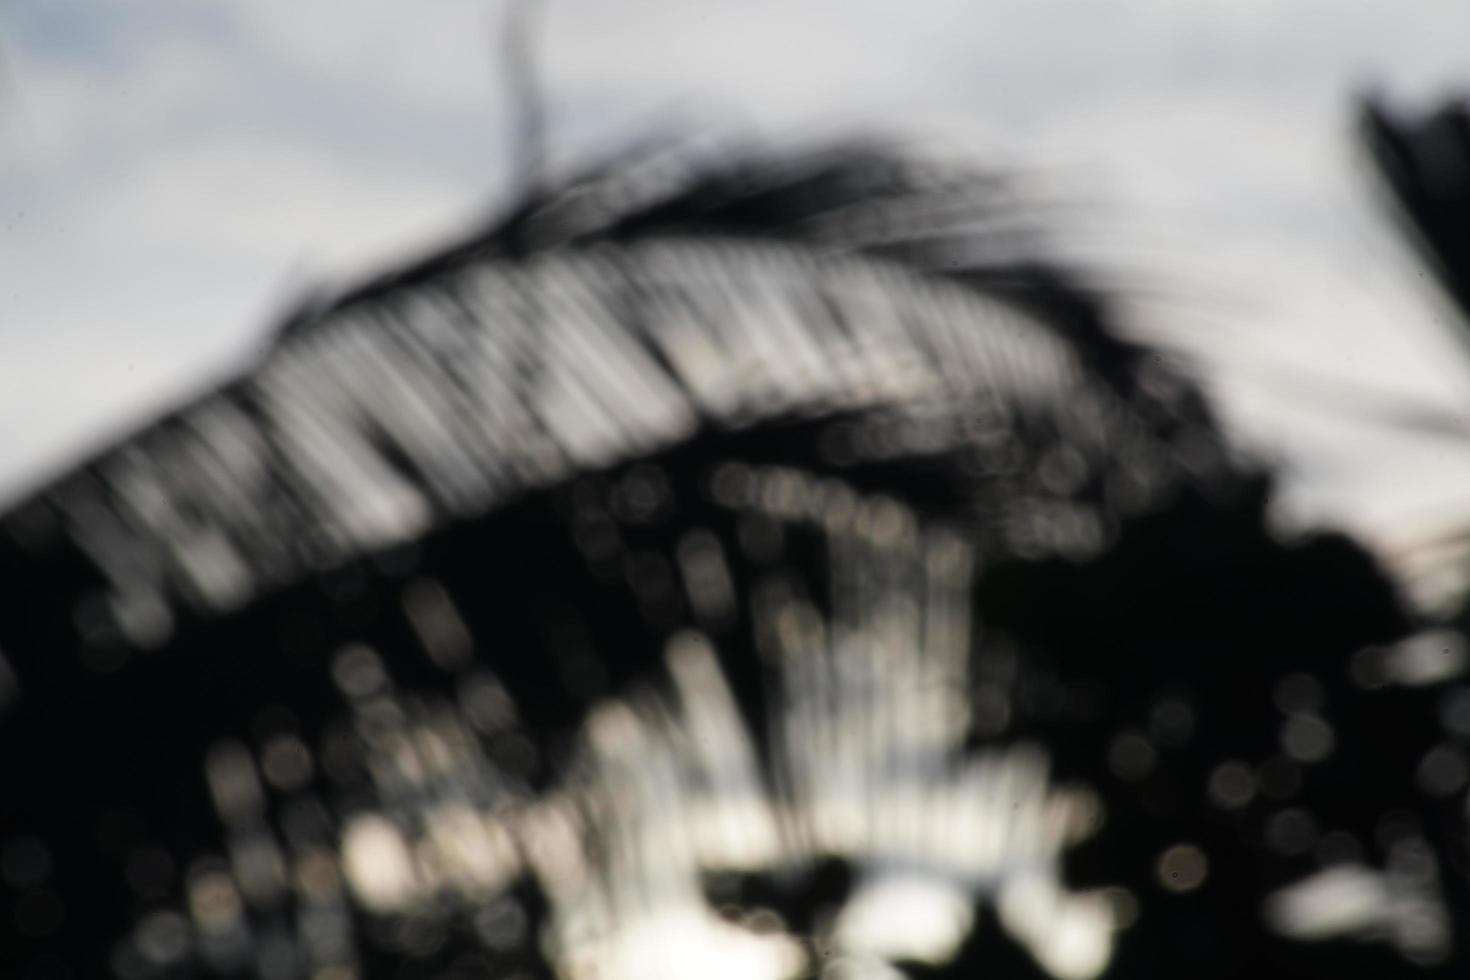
[0,124,1460,980]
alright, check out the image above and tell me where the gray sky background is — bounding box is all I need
[6,0,1470,595]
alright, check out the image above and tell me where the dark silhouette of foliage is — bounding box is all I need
[0,128,1461,980]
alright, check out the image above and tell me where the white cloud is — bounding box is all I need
[224,0,500,108]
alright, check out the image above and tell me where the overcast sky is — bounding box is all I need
[6,0,1470,591]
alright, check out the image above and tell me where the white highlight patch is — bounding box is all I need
[340,815,420,914]
[833,875,974,965]
[559,905,808,980]
[1265,865,1389,940]
[1386,629,1468,686]
[997,874,1118,980]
